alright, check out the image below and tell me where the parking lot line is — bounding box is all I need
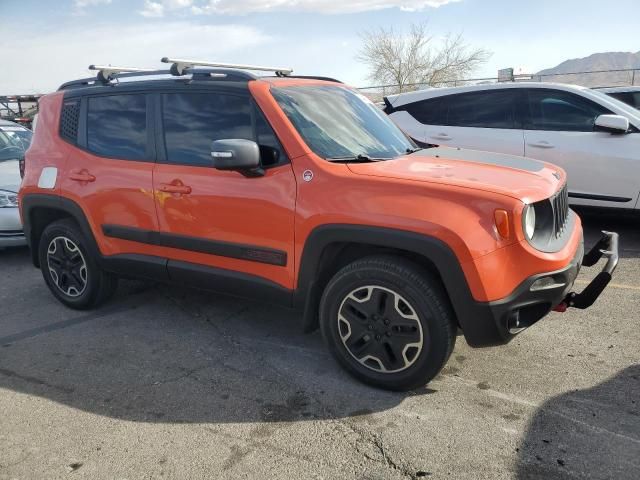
[574,279,640,291]
[445,375,640,445]
[0,303,135,345]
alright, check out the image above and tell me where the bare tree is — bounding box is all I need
[358,23,491,92]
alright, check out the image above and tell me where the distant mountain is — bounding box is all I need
[534,51,640,87]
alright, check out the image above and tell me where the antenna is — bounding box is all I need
[161,57,293,77]
[89,65,155,83]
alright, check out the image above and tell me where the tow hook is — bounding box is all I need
[553,231,619,312]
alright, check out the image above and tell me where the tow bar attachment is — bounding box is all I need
[554,231,619,311]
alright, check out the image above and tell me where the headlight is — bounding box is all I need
[0,190,18,208]
[523,204,536,239]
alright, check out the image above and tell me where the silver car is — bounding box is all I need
[0,119,31,248]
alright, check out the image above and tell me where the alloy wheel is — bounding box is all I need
[337,285,424,373]
[46,236,88,298]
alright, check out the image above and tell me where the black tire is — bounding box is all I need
[319,255,456,391]
[38,218,117,309]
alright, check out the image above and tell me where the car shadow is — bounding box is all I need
[0,208,636,428]
[0,261,428,425]
[576,207,639,259]
[515,365,640,479]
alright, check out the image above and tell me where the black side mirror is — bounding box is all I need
[211,139,264,177]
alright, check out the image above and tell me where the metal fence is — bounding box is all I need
[358,68,639,102]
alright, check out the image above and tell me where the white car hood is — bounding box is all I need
[0,160,21,193]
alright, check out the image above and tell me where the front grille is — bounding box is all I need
[552,183,569,238]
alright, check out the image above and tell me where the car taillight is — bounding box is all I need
[19,158,25,179]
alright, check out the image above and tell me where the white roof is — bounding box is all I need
[597,86,640,93]
[386,82,590,107]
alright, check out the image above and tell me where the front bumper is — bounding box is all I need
[0,207,26,248]
[463,231,619,347]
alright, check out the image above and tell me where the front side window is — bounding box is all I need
[161,92,286,168]
[272,85,413,160]
[526,89,610,132]
[162,92,252,167]
[87,94,147,159]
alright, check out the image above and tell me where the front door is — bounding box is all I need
[523,88,640,209]
[152,89,297,291]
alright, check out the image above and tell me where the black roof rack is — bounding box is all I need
[58,68,259,91]
[161,57,293,76]
[57,58,341,91]
[282,75,342,83]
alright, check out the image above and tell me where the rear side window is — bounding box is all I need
[525,89,610,132]
[404,97,448,125]
[447,90,517,129]
[161,92,286,167]
[403,90,517,129]
[87,94,147,159]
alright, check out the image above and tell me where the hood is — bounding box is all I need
[0,160,21,193]
[346,147,564,203]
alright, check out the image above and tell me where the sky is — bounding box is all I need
[0,0,638,94]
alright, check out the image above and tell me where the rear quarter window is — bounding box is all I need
[402,89,518,129]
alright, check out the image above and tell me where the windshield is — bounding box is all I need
[271,85,414,160]
[0,127,31,162]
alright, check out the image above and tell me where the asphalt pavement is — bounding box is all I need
[0,209,638,479]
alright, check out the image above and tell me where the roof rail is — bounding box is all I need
[161,57,293,77]
[89,65,155,83]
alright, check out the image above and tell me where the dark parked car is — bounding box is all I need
[599,86,640,110]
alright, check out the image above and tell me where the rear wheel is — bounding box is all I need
[319,255,456,391]
[39,219,117,309]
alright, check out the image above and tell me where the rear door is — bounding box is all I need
[151,89,297,292]
[60,93,163,262]
[399,89,525,156]
[523,88,640,208]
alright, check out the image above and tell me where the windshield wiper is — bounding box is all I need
[326,154,387,163]
[406,147,424,154]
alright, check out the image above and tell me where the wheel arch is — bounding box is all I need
[21,194,101,268]
[295,224,479,334]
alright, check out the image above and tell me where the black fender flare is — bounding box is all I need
[294,224,503,346]
[20,193,102,268]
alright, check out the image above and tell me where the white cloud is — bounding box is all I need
[74,0,112,6]
[73,0,112,16]
[140,0,165,17]
[0,22,272,94]
[145,0,459,16]
[140,0,195,17]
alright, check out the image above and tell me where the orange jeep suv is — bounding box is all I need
[19,59,619,390]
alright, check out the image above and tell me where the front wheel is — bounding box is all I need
[39,219,117,309]
[319,255,456,391]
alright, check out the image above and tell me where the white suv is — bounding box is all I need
[385,83,640,209]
